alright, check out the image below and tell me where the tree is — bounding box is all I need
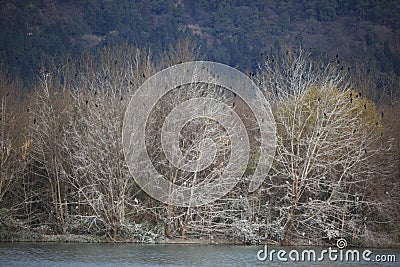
[258,49,394,245]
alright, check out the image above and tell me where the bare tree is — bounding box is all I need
[59,45,156,240]
[257,49,394,245]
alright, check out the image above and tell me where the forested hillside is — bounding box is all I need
[1,0,400,90]
[0,0,399,246]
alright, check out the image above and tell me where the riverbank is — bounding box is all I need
[1,230,399,249]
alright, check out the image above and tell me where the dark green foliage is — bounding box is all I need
[1,0,400,85]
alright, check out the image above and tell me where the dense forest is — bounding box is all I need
[1,0,400,87]
[0,0,399,246]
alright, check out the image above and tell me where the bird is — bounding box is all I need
[350,92,352,98]
[340,66,344,70]
[375,121,378,126]
[129,80,133,85]
[134,198,139,204]
[95,104,98,107]
[33,118,36,125]
[120,96,123,101]
[364,104,366,110]
[317,97,321,102]
[336,53,339,58]
[364,148,367,154]
[85,100,88,105]
[142,73,145,78]
[359,92,362,97]
[337,59,340,64]
[324,112,327,117]
[350,98,352,103]
[104,75,107,80]
[381,112,384,118]
[271,59,275,63]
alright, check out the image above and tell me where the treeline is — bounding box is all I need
[0,43,399,246]
[1,0,400,86]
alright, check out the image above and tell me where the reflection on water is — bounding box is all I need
[0,242,398,267]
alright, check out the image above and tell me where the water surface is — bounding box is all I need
[0,242,398,266]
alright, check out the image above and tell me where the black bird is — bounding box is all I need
[324,112,327,117]
[85,100,88,105]
[104,75,107,80]
[94,91,97,95]
[33,118,36,125]
[336,54,338,58]
[232,102,236,108]
[120,97,123,101]
[376,121,379,126]
[142,73,145,78]
[266,55,269,60]
[350,92,352,98]
[364,148,367,154]
[381,112,384,118]
[129,80,133,85]
[95,104,98,107]
[317,97,321,102]
[350,98,353,103]
[317,132,320,136]
[286,50,289,55]
[355,93,359,98]
[364,104,366,110]
[340,66,344,70]
[27,108,30,112]
[337,59,340,64]
[348,67,350,71]
[353,129,357,133]
[260,53,263,57]
[271,59,275,63]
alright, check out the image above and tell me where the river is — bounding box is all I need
[0,242,398,266]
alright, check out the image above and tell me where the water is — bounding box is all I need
[0,242,398,266]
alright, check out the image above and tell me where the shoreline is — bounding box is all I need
[1,233,399,249]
